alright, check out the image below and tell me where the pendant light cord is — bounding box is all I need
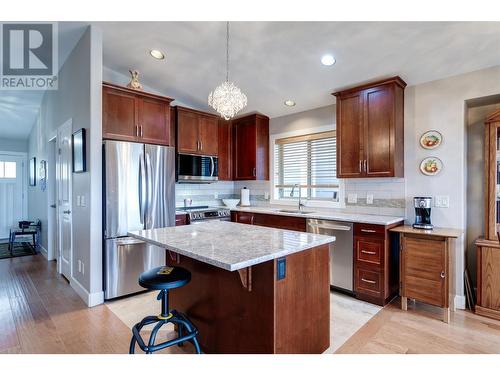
[226,21,229,82]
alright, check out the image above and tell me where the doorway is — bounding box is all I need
[0,152,27,240]
[56,120,73,280]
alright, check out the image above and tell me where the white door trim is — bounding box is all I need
[46,138,57,261]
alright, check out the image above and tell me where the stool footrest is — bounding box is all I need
[130,310,201,354]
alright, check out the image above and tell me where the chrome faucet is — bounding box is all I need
[290,184,305,211]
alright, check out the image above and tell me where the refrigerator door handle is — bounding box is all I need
[145,152,153,228]
[138,154,146,224]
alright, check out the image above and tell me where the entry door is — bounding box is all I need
[57,121,73,280]
[0,154,25,239]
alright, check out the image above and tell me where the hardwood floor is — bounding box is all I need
[0,254,130,354]
[336,298,500,354]
[2,254,500,354]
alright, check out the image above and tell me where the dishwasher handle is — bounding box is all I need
[307,222,352,231]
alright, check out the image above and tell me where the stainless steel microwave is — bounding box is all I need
[177,153,218,183]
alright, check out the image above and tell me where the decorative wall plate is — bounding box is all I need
[420,157,443,176]
[420,130,442,149]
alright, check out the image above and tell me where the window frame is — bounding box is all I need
[269,124,345,209]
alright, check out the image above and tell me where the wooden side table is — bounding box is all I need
[389,226,462,323]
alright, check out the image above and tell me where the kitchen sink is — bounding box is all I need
[276,209,315,214]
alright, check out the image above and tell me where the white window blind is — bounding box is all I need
[274,131,340,201]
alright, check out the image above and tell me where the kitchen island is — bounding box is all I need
[129,221,335,354]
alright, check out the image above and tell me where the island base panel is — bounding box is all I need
[168,244,330,354]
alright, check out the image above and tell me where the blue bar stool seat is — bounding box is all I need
[129,266,201,354]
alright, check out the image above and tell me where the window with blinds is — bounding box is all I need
[274,131,340,202]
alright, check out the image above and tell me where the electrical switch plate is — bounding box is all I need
[76,196,81,206]
[81,195,86,207]
[366,194,374,205]
[435,195,450,208]
[277,258,286,280]
[78,260,81,273]
[213,193,218,199]
[264,192,269,200]
[347,193,358,204]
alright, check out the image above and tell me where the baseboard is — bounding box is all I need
[454,294,466,310]
[39,245,48,259]
[70,277,104,307]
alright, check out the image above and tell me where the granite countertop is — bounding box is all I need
[128,221,335,271]
[229,206,404,226]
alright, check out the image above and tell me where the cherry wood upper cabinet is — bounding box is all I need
[333,76,406,178]
[218,119,233,181]
[232,114,269,181]
[176,106,219,156]
[102,82,173,145]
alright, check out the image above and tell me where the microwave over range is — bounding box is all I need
[177,153,218,183]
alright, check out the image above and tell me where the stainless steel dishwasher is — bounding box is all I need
[307,219,354,293]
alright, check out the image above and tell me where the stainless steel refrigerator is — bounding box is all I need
[103,140,175,299]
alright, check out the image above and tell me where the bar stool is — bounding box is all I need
[129,266,201,354]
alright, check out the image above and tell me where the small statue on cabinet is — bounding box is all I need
[126,69,143,91]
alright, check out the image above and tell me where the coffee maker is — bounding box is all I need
[413,197,433,230]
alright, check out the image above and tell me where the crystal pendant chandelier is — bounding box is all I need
[208,22,247,120]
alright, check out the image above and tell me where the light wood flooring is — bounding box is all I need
[1,254,500,354]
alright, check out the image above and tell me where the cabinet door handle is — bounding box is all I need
[136,125,139,137]
[361,250,376,255]
[359,160,362,173]
[200,140,203,150]
[364,160,367,173]
[361,229,377,233]
[440,271,445,279]
[361,278,376,284]
[253,167,256,177]
[140,125,143,138]
[197,140,200,151]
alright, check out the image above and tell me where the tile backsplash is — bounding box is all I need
[175,178,406,217]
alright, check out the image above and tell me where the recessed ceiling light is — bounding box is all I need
[284,100,296,107]
[150,49,165,60]
[321,54,336,66]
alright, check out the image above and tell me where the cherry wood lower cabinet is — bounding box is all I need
[354,222,403,306]
[476,239,500,321]
[231,211,306,232]
[168,244,330,353]
[175,213,188,226]
[390,226,461,323]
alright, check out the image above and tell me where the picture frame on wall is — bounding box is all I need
[29,157,36,186]
[72,128,87,173]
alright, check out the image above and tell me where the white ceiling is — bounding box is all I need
[97,21,500,118]
[0,22,87,140]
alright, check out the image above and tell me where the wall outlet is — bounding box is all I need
[76,196,81,206]
[264,191,269,200]
[435,195,450,208]
[78,260,82,273]
[366,193,374,205]
[347,193,358,204]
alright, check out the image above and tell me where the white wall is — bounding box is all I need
[0,138,28,153]
[27,25,103,306]
[404,65,500,306]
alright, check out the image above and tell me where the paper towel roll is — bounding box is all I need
[240,187,251,206]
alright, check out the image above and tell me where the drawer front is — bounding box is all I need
[354,223,385,238]
[175,214,188,226]
[355,266,383,297]
[356,237,383,266]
